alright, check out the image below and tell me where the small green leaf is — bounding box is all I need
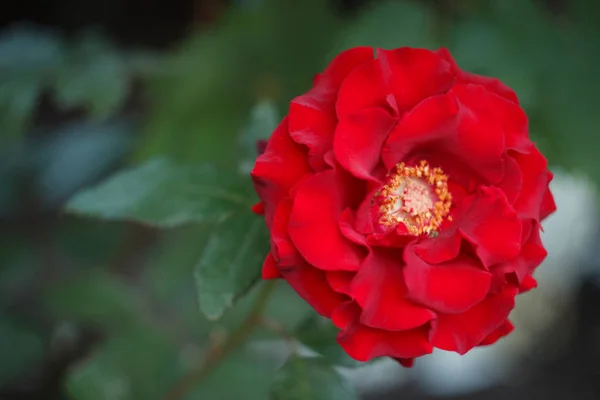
[270,356,359,400]
[238,99,279,174]
[194,212,269,320]
[65,157,251,228]
[295,314,361,368]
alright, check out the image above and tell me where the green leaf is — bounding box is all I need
[332,0,437,56]
[0,25,64,140]
[194,211,269,320]
[295,315,361,368]
[238,99,279,174]
[55,32,128,117]
[65,157,252,228]
[270,356,359,400]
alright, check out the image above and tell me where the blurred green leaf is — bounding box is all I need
[238,99,279,174]
[66,157,252,228]
[295,315,361,368]
[67,324,179,400]
[135,0,340,166]
[0,315,44,382]
[34,119,134,208]
[55,32,129,117]
[0,25,64,140]
[332,0,437,56]
[44,270,142,328]
[270,355,358,400]
[194,212,269,320]
[189,349,279,400]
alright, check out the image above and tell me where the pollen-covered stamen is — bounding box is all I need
[373,160,452,236]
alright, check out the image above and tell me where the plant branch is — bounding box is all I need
[162,280,277,400]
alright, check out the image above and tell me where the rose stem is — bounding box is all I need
[162,280,278,400]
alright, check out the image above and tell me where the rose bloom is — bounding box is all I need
[251,47,556,366]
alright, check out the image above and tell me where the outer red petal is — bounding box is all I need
[377,47,454,110]
[458,186,522,267]
[350,251,436,331]
[288,48,373,172]
[271,198,302,267]
[281,262,346,318]
[338,323,433,362]
[394,358,415,368]
[540,185,557,221]
[312,46,375,95]
[336,58,390,119]
[251,202,265,215]
[333,107,396,182]
[404,246,493,314]
[288,170,365,271]
[513,147,552,221]
[326,271,354,296]
[288,101,337,171]
[495,220,547,283]
[436,48,519,104]
[262,252,281,279]
[430,286,518,354]
[251,117,310,227]
[478,320,515,346]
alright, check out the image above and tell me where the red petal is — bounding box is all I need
[332,300,360,330]
[262,252,281,279]
[519,275,538,293]
[394,358,415,368]
[338,322,433,362]
[271,198,302,267]
[251,117,310,227]
[540,185,556,221]
[288,100,337,171]
[288,49,372,172]
[350,251,436,331]
[413,225,462,264]
[436,48,519,104]
[498,155,523,204]
[281,262,346,318]
[404,246,492,314]
[383,85,505,184]
[382,93,458,169]
[314,46,374,94]
[430,285,518,354]
[458,186,522,267]
[495,220,547,282]
[334,107,396,182]
[339,208,369,247]
[251,202,265,215]
[326,271,354,295]
[288,170,365,271]
[512,147,552,221]
[377,47,454,110]
[478,320,514,346]
[336,58,389,120]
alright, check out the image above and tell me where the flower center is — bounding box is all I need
[374,160,452,236]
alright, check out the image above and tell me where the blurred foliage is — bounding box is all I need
[1,0,600,398]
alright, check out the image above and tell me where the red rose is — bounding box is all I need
[251,47,556,366]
